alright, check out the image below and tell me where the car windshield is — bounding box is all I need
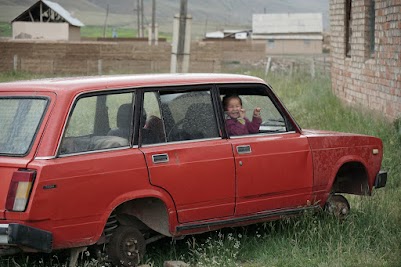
[0,98,48,156]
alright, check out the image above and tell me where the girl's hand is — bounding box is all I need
[239,108,246,118]
[253,107,261,117]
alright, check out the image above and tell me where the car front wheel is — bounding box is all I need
[324,194,350,220]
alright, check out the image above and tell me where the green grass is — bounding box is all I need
[0,71,400,267]
[80,25,172,41]
[0,22,11,37]
[0,72,55,82]
[80,25,137,39]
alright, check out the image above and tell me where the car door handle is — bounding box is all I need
[236,145,252,154]
[152,153,169,163]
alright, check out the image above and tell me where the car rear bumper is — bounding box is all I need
[374,170,387,189]
[0,223,52,253]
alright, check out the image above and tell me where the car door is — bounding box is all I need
[219,85,314,216]
[32,91,151,241]
[139,88,235,224]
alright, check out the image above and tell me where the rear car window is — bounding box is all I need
[141,89,220,144]
[160,91,220,142]
[59,92,134,155]
[0,97,48,156]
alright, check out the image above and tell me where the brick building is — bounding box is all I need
[330,0,401,120]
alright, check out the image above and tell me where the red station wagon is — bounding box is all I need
[0,74,387,266]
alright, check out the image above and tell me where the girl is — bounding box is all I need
[223,95,262,136]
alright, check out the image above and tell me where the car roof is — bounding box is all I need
[0,73,266,94]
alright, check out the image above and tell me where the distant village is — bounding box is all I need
[10,0,325,55]
[0,0,400,120]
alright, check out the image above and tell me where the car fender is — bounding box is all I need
[96,187,178,240]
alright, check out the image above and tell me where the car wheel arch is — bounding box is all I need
[329,158,370,196]
[97,190,178,244]
[115,197,172,237]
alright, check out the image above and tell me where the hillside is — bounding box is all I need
[0,0,330,37]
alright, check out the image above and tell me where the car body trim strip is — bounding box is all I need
[176,205,319,232]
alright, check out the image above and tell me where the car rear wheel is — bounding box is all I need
[107,226,146,267]
[324,194,350,220]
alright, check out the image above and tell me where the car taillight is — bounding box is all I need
[6,170,36,212]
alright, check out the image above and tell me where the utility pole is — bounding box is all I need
[136,0,144,37]
[171,0,191,73]
[141,0,144,37]
[103,4,109,38]
[151,0,156,45]
[136,0,140,37]
[204,17,208,37]
[177,0,187,63]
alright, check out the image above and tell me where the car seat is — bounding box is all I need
[107,103,133,139]
[182,103,219,140]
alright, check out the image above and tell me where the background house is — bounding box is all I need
[252,13,323,54]
[12,0,84,41]
[205,29,251,41]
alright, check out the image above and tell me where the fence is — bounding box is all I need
[0,40,330,76]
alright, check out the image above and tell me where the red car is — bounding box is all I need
[0,74,386,266]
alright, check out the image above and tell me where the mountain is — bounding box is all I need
[0,0,330,35]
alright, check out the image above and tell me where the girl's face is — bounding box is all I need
[226,98,242,119]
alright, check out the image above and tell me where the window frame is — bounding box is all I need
[57,89,137,157]
[56,82,301,155]
[267,39,275,49]
[367,0,375,57]
[139,85,224,146]
[216,83,299,138]
[345,0,353,58]
[0,96,50,157]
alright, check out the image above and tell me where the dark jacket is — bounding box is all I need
[225,116,262,136]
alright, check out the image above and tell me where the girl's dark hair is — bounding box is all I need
[222,95,242,110]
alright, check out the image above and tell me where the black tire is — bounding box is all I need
[324,194,350,220]
[107,226,146,267]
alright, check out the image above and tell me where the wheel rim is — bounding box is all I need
[326,195,350,219]
[121,236,140,264]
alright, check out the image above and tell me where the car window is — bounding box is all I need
[141,92,166,145]
[241,95,287,132]
[59,92,134,155]
[220,86,289,136]
[141,89,220,144]
[0,98,48,156]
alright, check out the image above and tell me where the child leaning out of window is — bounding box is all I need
[223,95,262,136]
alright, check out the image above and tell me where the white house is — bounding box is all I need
[12,0,84,41]
[252,13,323,54]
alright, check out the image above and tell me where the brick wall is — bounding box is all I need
[0,41,173,74]
[330,0,401,120]
[0,39,329,80]
[0,40,267,75]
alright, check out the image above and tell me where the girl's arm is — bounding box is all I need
[245,116,262,134]
[246,108,262,134]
